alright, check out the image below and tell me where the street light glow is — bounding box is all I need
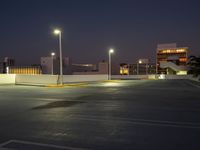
[51,52,55,56]
[109,49,114,53]
[54,29,61,34]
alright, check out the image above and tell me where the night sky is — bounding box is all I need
[0,0,199,65]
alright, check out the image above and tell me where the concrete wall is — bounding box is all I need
[164,75,193,80]
[112,74,199,80]
[15,74,108,85]
[73,72,102,75]
[15,75,59,85]
[112,75,151,80]
[62,75,108,83]
[1,74,199,86]
[0,74,16,84]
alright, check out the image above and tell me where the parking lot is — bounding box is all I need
[0,79,200,150]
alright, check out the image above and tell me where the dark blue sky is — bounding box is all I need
[0,0,199,65]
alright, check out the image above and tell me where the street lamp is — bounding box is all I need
[51,52,55,75]
[137,60,142,75]
[54,29,63,85]
[108,49,114,80]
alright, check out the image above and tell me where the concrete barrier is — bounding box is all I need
[111,74,200,81]
[1,74,199,86]
[164,75,193,79]
[62,74,108,83]
[15,74,108,85]
[15,75,59,85]
[0,74,16,84]
[112,75,154,80]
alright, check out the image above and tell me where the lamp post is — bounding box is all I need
[54,29,63,85]
[137,60,142,75]
[146,63,148,75]
[108,49,114,80]
[51,52,55,75]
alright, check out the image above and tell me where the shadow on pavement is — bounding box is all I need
[32,100,86,110]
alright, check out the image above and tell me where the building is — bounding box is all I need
[72,61,108,75]
[4,57,15,66]
[98,61,108,74]
[120,59,156,75]
[8,66,42,74]
[0,62,5,73]
[72,63,97,73]
[120,63,129,75]
[0,57,15,73]
[41,56,108,75]
[41,56,71,74]
[156,43,188,74]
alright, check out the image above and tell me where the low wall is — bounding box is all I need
[112,74,200,81]
[112,75,154,80]
[15,75,59,85]
[0,74,16,84]
[1,74,199,86]
[164,75,193,79]
[15,74,108,85]
[62,74,108,83]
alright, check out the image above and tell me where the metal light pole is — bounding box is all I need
[51,52,55,75]
[146,63,148,75]
[108,49,114,80]
[54,29,63,85]
[137,60,142,75]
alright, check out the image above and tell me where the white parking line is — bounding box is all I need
[185,80,200,88]
[0,148,13,150]
[0,140,90,150]
[69,114,200,129]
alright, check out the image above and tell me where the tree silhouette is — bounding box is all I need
[187,55,200,77]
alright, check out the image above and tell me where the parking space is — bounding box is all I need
[0,80,200,150]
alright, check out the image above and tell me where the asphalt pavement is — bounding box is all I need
[0,79,200,150]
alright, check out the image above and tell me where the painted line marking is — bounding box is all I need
[0,140,90,150]
[185,80,200,88]
[0,148,13,150]
[68,114,200,129]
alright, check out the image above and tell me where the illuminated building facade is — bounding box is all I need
[156,43,188,74]
[120,62,156,75]
[8,66,42,74]
[120,63,129,75]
